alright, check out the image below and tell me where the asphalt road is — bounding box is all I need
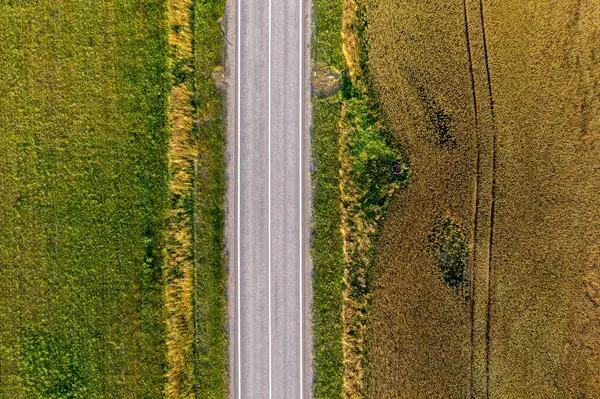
[230,0,309,397]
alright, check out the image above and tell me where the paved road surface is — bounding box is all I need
[230,0,309,397]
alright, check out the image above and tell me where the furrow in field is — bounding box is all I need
[461,0,499,396]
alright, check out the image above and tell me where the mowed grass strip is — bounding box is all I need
[189,0,228,396]
[0,0,170,397]
[311,0,345,397]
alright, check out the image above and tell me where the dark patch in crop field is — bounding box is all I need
[429,217,469,298]
[416,85,455,147]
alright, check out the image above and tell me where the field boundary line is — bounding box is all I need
[192,156,199,395]
[298,0,305,396]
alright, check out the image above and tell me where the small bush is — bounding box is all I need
[429,218,469,298]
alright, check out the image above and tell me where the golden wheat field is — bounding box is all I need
[365,0,600,397]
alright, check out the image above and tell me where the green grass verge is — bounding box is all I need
[311,94,345,399]
[311,0,345,397]
[0,0,170,397]
[191,0,228,396]
[311,0,344,398]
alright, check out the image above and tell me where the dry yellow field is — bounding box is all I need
[366,0,600,397]
[483,1,600,397]
[365,0,476,396]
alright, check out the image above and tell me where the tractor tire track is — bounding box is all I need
[477,1,497,397]
[460,0,480,397]
[463,0,497,396]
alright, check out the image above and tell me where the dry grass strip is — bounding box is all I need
[165,0,198,396]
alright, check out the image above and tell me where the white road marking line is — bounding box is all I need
[268,0,273,396]
[236,0,241,398]
[299,0,304,397]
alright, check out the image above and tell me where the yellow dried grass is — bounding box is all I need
[164,0,198,396]
[342,0,361,79]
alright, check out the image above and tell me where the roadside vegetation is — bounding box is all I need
[311,1,345,396]
[311,0,408,397]
[0,1,170,396]
[165,0,228,396]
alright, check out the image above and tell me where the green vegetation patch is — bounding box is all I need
[191,0,229,395]
[429,218,469,298]
[311,0,345,397]
[0,0,170,396]
[344,96,407,212]
[19,328,97,399]
[311,94,345,399]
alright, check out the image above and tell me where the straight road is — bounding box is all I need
[230,0,309,397]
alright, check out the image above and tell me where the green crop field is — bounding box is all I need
[0,1,170,396]
[0,0,230,396]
